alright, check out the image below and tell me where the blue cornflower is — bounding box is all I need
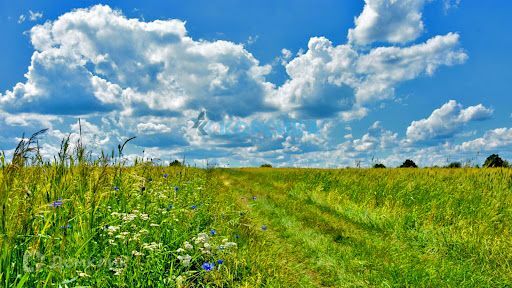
[235,234,240,239]
[191,205,197,209]
[210,229,216,236]
[174,186,179,192]
[114,186,119,191]
[163,173,169,179]
[261,225,267,231]
[217,259,224,265]
[60,224,72,229]
[50,199,63,208]
[201,262,214,271]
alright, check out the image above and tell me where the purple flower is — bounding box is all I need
[210,229,216,236]
[217,259,224,265]
[50,199,63,208]
[201,262,215,271]
[60,224,72,229]
[261,225,267,231]
[114,186,119,191]
[163,173,169,179]
[191,205,197,210]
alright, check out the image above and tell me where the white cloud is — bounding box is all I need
[406,100,493,142]
[272,33,466,118]
[2,5,274,120]
[136,122,171,134]
[348,0,427,45]
[29,10,43,21]
[18,10,43,24]
[458,128,512,151]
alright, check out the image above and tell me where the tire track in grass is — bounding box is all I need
[221,170,392,286]
[220,169,506,287]
[215,170,322,287]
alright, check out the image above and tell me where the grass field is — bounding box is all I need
[1,151,512,286]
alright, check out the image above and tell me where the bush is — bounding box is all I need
[260,164,273,168]
[399,159,417,168]
[169,159,182,167]
[483,154,508,168]
[373,163,386,168]
[446,162,462,168]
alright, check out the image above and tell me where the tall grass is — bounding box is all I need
[1,131,511,287]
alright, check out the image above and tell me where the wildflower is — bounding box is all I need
[176,248,186,253]
[203,242,211,250]
[132,250,144,257]
[177,254,192,266]
[184,241,193,250]
[252,196,257,200]
[106,225,120,235]
[195,233,209,244]
[174,186,179,192]
[50,199,63,208]
[142,242,162,251]
[60,224,72,229]
[150,223,160,227]
[163,173,169,179]
[201,262,215,271]
[261,225,267,231]
[210,229,216,236]
[108,239,117,246]
[110,267,123,276]
[217,259,224,265]
[114,186,119,191]
[77,271,90,278]
[122,214,137,222]
[140,214,149,221]
[225,242,237,248]
[191,205,197,210]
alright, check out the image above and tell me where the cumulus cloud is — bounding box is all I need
[348,0,427,45]
[406,100,493,143]
[458,128,512,151]
[0,3,479,166]
[1,5,274,120]
[272,33,467,118]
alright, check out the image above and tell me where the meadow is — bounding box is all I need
[0,139,511,287]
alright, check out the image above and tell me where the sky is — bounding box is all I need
[0,0,511,167]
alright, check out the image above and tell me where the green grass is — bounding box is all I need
[1,155,512,287]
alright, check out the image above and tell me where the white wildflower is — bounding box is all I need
[177,254,192,266]
[184,241,193,250]
[132,250,144,257]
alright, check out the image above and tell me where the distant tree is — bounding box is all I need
[260,164,272,168]
[169,159,182,167]
[483,154,508,168]
[446,161,462,168]
[399,159,418,168]
[373,163,386,168]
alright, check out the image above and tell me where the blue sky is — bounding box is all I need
[0,0,511,167]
